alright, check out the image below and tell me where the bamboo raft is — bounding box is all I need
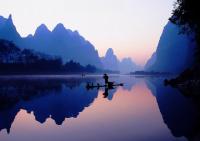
[86,82,124,89]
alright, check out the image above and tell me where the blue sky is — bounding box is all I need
[0,0,175,65]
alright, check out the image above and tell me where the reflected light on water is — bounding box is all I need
[0,76,188,141]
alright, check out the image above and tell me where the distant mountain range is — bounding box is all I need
[0,39,99,74]
[101,48,141,73]
[145,21,195,74]
[0,14,142,73]
[0,15,102,68]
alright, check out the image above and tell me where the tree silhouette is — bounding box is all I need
[170,0,200,64]
[0,39,99,74]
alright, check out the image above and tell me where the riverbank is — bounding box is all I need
[164,67,200,96]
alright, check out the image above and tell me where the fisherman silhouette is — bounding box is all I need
[86,74,123,90]
[103,74,109,84]
[103,74,115,88]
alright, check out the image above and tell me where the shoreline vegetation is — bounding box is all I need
[0,39,119,75]
[165,67,200,92]
[130,71,172,76]
[0,66,120,75]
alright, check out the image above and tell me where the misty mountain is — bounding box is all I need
[0,15,102,68]
[145,21,195,73]
[101,48,140,73]
[119,58,141,73]
[101,48,119,71]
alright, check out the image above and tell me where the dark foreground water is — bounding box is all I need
[0,75,199,141]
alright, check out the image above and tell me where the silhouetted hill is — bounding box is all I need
[101,48,119,71]
[145,21,195,74]
[0,39,99,74]
[144,52,156,70]
[0,15,21,44]
[0,15,102,68]
[101,48,140,73]
[165,0,200,88]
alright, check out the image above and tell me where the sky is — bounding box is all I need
[0,0,175,66]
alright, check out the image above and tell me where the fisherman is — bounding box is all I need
[103,73,109,84]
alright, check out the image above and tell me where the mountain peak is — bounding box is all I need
[5,14,14,26]
[121,57,136,66]
[101,48,119,71]
[8,14,12,20]
[56,23,65,28]
[37,24,49,30]
[34,24,50,36]
[53,23,66,32]
[0,14,21,39]
[106,48,114,56]
[26,34,33,38]
[0,15,13,26]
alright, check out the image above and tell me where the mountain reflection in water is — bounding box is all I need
[0,75,199,141]
[146,78,200,141]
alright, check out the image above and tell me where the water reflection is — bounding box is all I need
[0,75,135,134]
[0,75,199,141]
[146,77,200,141]
[0,77,100,133]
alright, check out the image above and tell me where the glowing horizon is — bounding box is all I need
[0,0,175,66]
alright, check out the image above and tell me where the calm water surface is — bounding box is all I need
[0,75,199,141]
